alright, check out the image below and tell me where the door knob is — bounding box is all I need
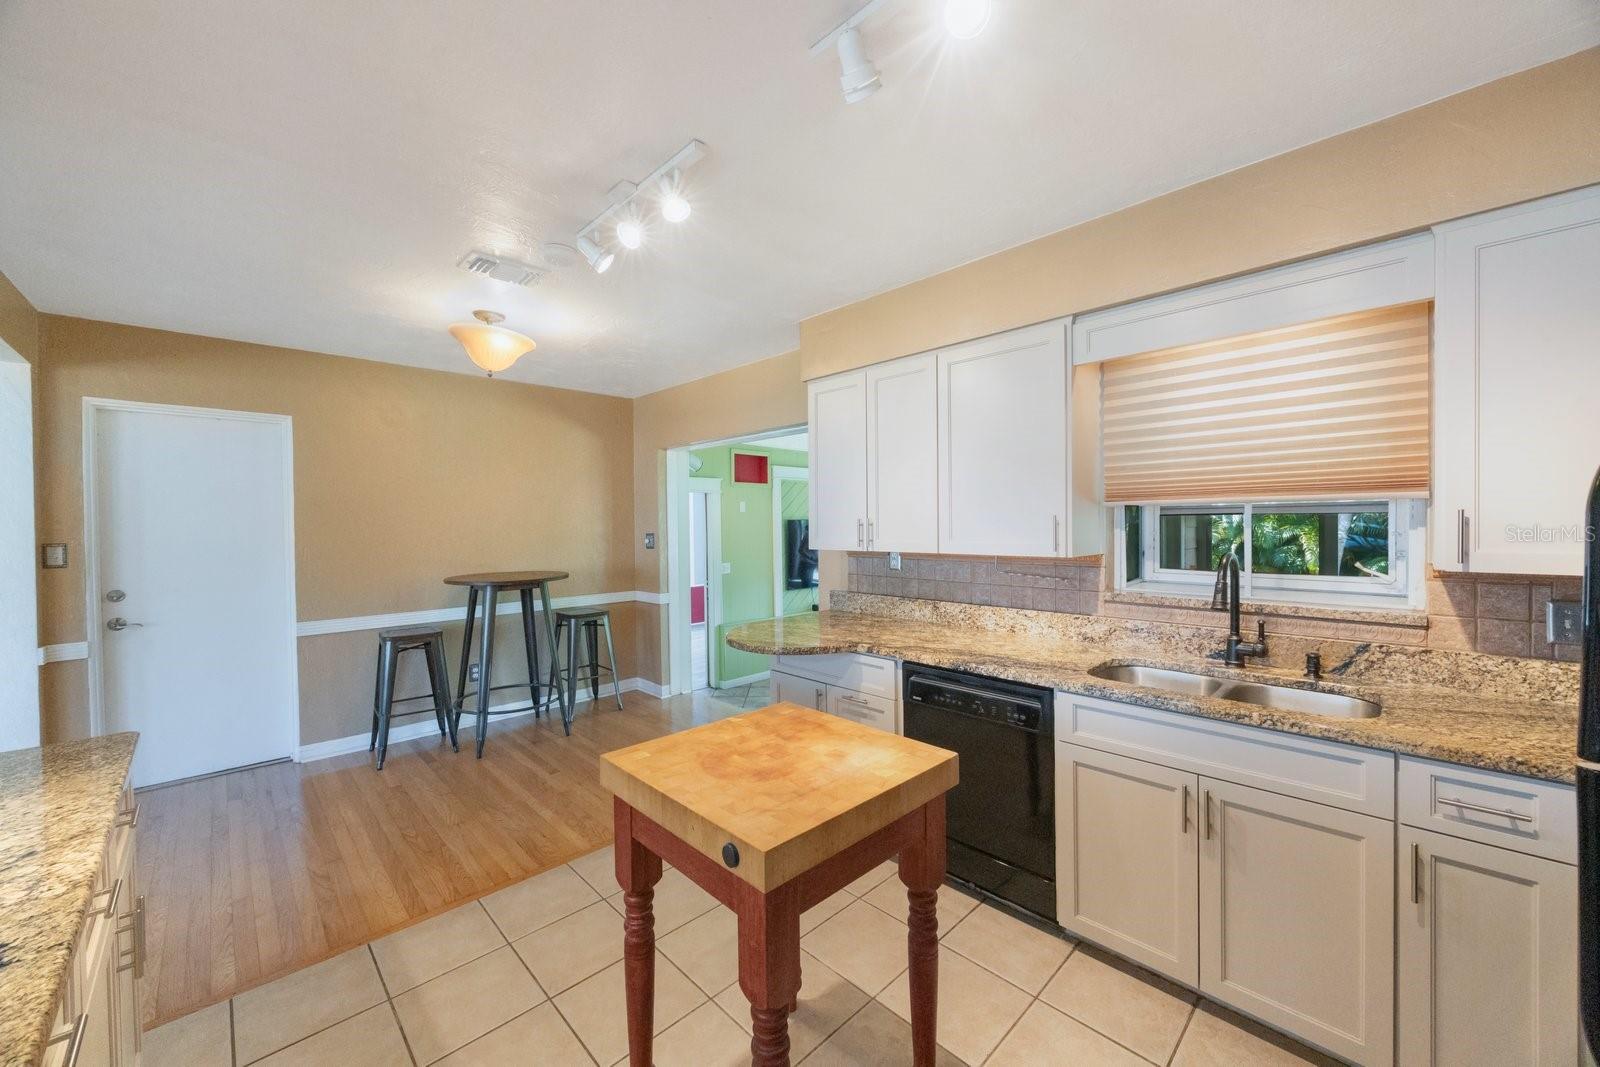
[105,589,126,603]
[106,617,144,632]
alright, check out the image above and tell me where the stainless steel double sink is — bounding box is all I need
[1087,662,1381,719]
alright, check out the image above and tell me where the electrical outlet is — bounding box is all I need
[468,663,481,684]
[1548,600,1582,645]
[888,552,902,570]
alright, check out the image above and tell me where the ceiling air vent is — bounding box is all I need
[456,250,545,287]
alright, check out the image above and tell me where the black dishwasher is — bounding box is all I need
[902,663,1054,921]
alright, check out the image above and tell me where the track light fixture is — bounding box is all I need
[575,139,705,274]
[944,0,991,38]
[810,0,993,103]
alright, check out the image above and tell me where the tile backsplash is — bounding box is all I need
[844,554,1581,662]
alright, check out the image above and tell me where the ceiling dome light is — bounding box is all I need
[577,236,614,274]
[449,310,535,377]
[944,0,991,38]
[660,180,691,224]
[835,26,881,103]
[616,216,644,250]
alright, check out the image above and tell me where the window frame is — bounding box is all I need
[1115,498,1426,609]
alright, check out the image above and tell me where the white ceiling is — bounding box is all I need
[2,2,1596,397]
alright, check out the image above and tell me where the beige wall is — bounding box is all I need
[800,47,1600,379]
[35,316,638,743]
[0,269,41,365]
[629,350,810,685]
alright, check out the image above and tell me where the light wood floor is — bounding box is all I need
[136,684,771,1028]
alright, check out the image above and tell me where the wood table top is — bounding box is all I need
[600,703,958,891]
[442,570,569,588]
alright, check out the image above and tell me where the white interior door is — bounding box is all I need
[0,356,40,751]
[90,402,297,786]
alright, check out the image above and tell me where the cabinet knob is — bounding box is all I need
[722,842,741,868]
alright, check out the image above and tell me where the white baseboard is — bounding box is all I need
[718,670,771,688]
[295,676,659,762]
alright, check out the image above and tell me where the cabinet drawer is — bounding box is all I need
[826,686,897,733]
[1061,692,1394,818]
[771,669,827,711]
[1398,756,1575,864]
[772,653,898,701]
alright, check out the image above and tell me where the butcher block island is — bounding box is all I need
[0,734,142,1067]
[600,703,958,1066]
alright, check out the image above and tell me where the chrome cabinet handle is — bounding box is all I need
[1437,795,1534,823]
[116,801,140,828]
[857,519,864,547]
[117,894,146,977]
[814,687,826,709]
[1456,510,1469,567]
[1052,515,1061,553]
[106,617,144,632]
[46,1014,88,1067]
[1411,842,1422,904]
[1203,790,1214,839]
[90,877,122,920]
[1179,784,1190,834]
[867,519,874,549]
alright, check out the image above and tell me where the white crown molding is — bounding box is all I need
[294,675,661,762]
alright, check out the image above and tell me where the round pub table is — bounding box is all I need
[444,571,569,756]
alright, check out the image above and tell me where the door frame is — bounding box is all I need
[82,397,301,754]
[0,348,39,750]
[770,465,810,617]
[689,478,722,690]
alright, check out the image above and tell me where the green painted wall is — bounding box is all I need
[689,444,811,684]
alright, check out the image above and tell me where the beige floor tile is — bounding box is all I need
[433,1003,594,1066]
[645,1002,753,1067]
[843,860,898,897]
[659,906,741,994]
[800,888,853,935]
[1041,945,1196,1064]
[801,899,912,996]
[371,900,505,994]
[233,947,388,1063]
[253,1004,412,1067]
[481,862,602,940]
[862,879,981,934]
[1172,1002,1343,1067]
[987,1001,1148,1067]
[799,1001,964,1067]
[568,844,617,895]
[512,899,623,994]
[392,945,545,1064]
[714,951,870,1063]
[940,903,1073,994]
[603,866,719,936]
[554,952,705,1066]
[144,999,233,1067]
[878,946,1032,1066]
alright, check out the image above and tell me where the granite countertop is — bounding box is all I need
[0,734,138,1067]
[727,610,1579,784]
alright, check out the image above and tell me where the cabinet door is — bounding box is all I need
[807,372,868,552]
[865,353,938,553]
[76,948,117,1067]
[1433,185,1600,574]
[1199,778,1394,1066]
[1397,826,1576,1066]
[1056,743,1199,985]
[771,669,827,711]
[938,323,1069,556]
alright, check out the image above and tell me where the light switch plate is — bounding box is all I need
[1548,600,1582,645]
[888,553,902,570]
[41,543,67,569]
[643,532,655,550]
[721,562,733,574]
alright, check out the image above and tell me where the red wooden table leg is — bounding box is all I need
[737,881,802,1067]
[615,800,663,1067]
[899,795,946,1067]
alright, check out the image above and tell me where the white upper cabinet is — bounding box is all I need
[1433,185,1600,574]
[865,353,939,553]
[938,321,1076,557]
[807,371,868,552]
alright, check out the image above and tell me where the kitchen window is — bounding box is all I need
[1117,499,1425,607]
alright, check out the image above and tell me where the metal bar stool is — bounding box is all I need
[549,608,623,721]
[371,624,458,769]
[444,571,570,756]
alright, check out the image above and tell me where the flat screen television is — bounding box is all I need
[784,519,818,590]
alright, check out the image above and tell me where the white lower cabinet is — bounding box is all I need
[1056,743,1198,984]
[771,668,827,711]
[1396,825,1577,1066]
[1198,777,1394,1067]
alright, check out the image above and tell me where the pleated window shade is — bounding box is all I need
[1100,301,1431,504]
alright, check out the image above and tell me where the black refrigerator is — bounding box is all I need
[1581,465,1600,1063]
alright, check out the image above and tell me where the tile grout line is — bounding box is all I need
[1164,1000,1199,1067]
[368,943,421,1067]
[975,946,1076,1066]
